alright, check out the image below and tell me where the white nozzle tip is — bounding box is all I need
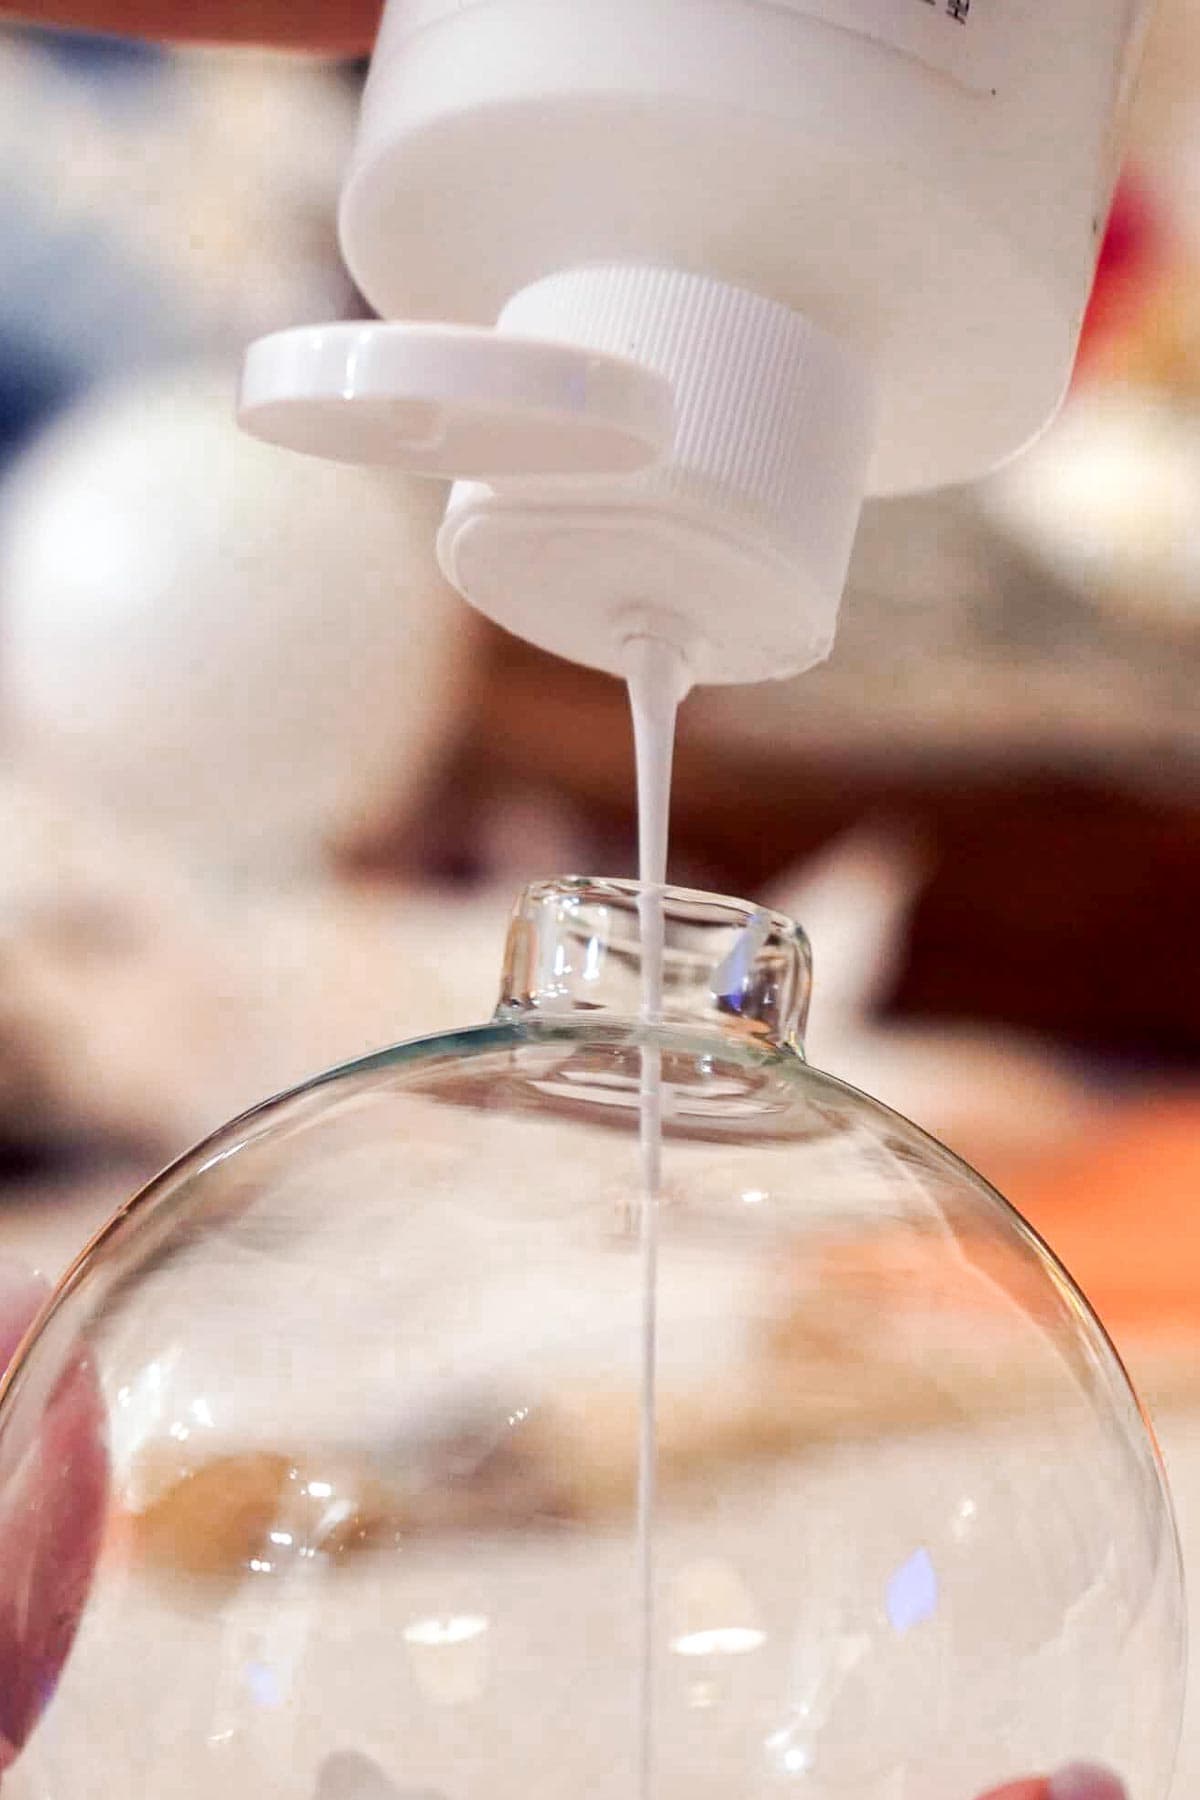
[619,627,694,709]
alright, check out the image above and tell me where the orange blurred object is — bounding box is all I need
[1075,172,1164,381]
[815,1096,1200,1357]
[1006,1097,1200,1343]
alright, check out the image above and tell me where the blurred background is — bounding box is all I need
[0,15,1199,1392]
[2,9,1200,1788]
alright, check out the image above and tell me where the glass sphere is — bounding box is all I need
[0,880,1184,1799]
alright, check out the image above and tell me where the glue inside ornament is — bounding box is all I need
[0,881,1183,1799]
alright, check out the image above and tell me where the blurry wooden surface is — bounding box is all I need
[355,629,1200,1067]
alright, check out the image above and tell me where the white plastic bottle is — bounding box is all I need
[242,0,1155,684]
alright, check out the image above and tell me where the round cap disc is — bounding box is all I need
[238,321,674,480]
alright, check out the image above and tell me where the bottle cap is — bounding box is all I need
[239,267,877,685]
[442,267,877,683]
[239,320,674,479]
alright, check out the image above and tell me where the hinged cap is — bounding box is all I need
[239,320,675,480]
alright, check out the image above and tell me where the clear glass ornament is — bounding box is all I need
[0,880,1184,1799]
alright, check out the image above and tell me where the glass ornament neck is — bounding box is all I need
[497,878,811,1052]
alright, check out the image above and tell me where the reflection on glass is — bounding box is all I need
[886,1548,939,1636]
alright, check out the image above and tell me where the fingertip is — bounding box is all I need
[1048,1768,1128,1800]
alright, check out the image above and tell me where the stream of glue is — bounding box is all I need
[622,633,693,1800]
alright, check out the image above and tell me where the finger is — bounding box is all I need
[0,1265,54,1774]
[978,1771,1128,1800]
[6,0,382,52]
[0,1272,109,1771]
[1049,1771,1128,1800]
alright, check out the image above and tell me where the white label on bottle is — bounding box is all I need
[770,0,1002,93]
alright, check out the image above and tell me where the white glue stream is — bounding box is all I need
[622,634,693,1800]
